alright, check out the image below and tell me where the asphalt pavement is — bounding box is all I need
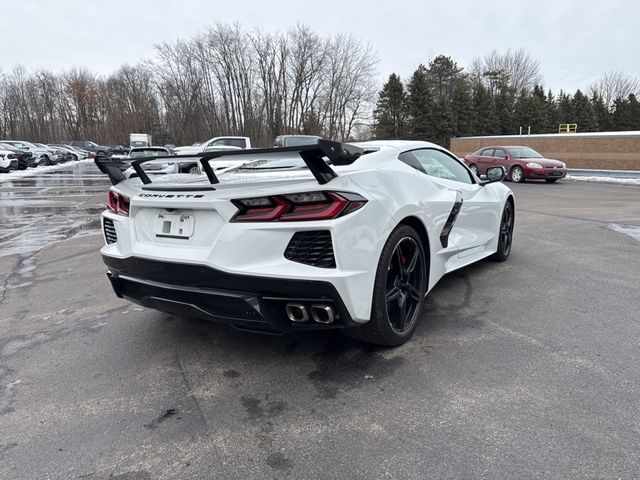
[1,164,639,479]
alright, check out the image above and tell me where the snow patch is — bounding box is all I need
[565,175,640,186]
[0,159,94,183]
[607,224,640,242]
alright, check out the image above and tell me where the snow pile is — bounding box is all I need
[565,175,640,186]
[0,159,95,183]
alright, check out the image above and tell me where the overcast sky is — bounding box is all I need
[2,0,638,93]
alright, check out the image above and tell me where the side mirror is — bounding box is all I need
[482,165,506,185]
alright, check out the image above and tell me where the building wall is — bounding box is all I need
[449,132,640,170]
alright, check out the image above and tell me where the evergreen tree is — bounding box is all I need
[591,93,612,131]
[472,84,498,135]
[426,55,464,104]
[450,77,474,136]
[571,89,597,132]
[612,94,640,130]
[494,87,515,134]
[556,91,574,128]
[373,73,408,139]
[406,65,434,140]
[545,90,559,132]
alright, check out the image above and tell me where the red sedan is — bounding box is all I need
[463,146,567,183]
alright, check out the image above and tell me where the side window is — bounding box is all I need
[227,138,246,148]
[493,148,505,158]
[410,149,474,184]
[209,138,245,148]
[481,148,495,157]
[398,151,424,172]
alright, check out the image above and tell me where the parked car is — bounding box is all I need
[463,146,567,183]
[49,144,85,161]
[0,142,37,169]
[123,147,175,178]
[273,135,322,147]
[0,148,20,172]
[34,143,67,163]
[173,136,251,155]
[63,140,111,156]
[61,144,91,159]
[95,139,514,347]
[0,140,54,166]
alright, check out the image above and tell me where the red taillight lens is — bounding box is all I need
[231,191,367,222]
[107,191,118,213]
[107,191,130,217]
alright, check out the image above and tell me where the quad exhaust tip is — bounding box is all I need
[285,303,336,324]
[310,304,335,324]
[285,303,309,323]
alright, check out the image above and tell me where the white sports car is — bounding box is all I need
[96,140,514,346]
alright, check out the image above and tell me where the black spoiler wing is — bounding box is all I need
[94,139,363,186]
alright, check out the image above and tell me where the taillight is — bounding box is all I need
[107,191,130,216]
[231,191,367,222]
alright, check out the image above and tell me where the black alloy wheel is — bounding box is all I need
[345,225,427,346]
[492,200,514,261]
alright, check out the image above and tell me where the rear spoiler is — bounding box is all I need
[94,139,363,187]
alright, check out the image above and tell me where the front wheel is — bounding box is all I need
[345,225,427,347]
[510,166,525,183]
[469,164,479,176]
[491,200,514,262]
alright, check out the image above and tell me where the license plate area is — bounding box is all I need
[155,213,195,239]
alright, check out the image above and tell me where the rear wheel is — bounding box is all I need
[41,155,51,166]
[345,225,427,347]
[469,164,479,176]
[545,178,558,183]
[510,165,525,183]
[491,200,514,262]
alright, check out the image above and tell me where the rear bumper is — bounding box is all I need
[103,255,358,333]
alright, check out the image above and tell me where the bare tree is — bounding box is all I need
[470,48,542,93]
[587,71,640,109]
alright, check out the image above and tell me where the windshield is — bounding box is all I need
[130,141,148,147]
[283,136,320,147]
[87,142,99,147]
[507,147,542,158]
[129,149,168,158]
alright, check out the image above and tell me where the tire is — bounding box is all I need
[41,155,51,166]
[491,200,514,262]
[545,178,558,183]
[469,164,479,176]
[72,154,79,161]
[345,225,427,347]
[509,165,525,183]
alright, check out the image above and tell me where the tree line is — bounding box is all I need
[2,31,639,148]
[374,50,640,146]
[0,24,377,147]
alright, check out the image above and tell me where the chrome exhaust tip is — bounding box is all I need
[286,303,309,323]
[310,304,335,324]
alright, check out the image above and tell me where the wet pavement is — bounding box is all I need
[0,162,108,258]
[0,173,640,479]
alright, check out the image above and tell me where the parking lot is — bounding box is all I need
[1,163,639,479]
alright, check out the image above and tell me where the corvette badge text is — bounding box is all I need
[139,193,205,198]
